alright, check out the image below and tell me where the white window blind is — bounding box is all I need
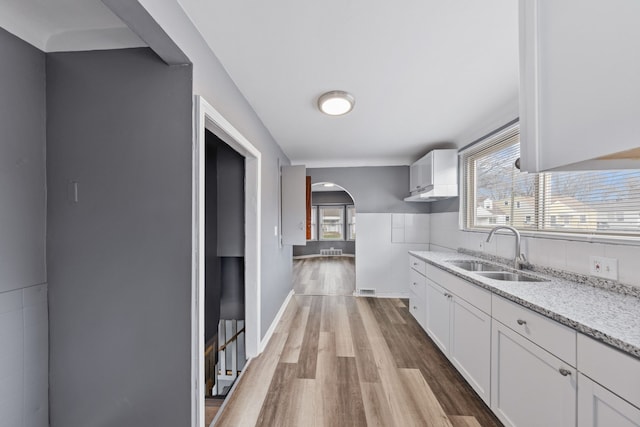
[462,125,640,237]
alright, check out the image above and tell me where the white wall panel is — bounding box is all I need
[0,285,48,427]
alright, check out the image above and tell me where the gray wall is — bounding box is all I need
[216,139,245,257]
[133,0,294,340]
[430,196,460,214]
[312,190,354,205]
[0,27,46,293]
[0,26,49,427]
[46,48,193,427]
[307,167,431,214]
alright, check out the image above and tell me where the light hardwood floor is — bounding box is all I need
[293,257,355,296]
[214,259,501,426]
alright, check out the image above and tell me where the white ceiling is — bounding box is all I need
[178,0,519,166]
[1,1,519,167]
[0,0,145,52]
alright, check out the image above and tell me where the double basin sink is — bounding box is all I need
[447,260,547,282]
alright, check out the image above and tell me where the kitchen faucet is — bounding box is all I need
[486,226,527,270]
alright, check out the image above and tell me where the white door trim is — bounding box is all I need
[192,95,262,427]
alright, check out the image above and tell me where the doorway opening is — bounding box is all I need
[203,129,246,417]
[192,96,261,427]
[292,182,356,295]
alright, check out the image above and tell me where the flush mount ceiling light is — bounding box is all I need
[323,183,335,187]
[317,90,355,116]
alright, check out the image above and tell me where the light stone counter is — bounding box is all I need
[409,250,640,359]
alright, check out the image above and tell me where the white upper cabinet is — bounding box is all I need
[406,149,458,201]
[519,0,640,172]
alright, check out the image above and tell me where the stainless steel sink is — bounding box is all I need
[475,271,547,282]
[448,260,505,272]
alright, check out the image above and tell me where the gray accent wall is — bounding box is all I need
[312,190,354,205]
[307,167,431,214]
[430,197,460,214]
[46,48,193,427]
[0,27,46,294]
[0,26,49,427]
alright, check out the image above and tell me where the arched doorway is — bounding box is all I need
[292,182,356,295]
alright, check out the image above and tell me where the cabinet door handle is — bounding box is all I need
[516,319,527,326]
[413,262,419,266]
[559,368,572,377]
[413,306,418,310]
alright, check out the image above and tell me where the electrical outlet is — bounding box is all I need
[589,256,618,281]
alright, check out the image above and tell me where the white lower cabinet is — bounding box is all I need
[409,293,426,329]
[578,373,640,427]
[450,295,491,404]
[425,278,451,355]
[407,254,639,427]
[491,320,577,427]
[424,276,491,404]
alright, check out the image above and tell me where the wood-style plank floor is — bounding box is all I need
[293,257,355,296]
[214,262,501,427]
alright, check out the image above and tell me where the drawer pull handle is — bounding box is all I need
[413,263,419,266]
[559,368,572,377]
[516,319,527,326]
[413,306,417,310]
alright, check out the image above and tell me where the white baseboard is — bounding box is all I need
[259,289,294,353]
[368,292,410,299]
[293,254,355,260]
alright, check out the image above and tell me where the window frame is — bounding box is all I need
[460,123,640,243]
[346,205,356,241]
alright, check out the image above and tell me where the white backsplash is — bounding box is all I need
[429,211,640,289]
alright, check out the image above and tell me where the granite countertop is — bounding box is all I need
[408,250,640,359]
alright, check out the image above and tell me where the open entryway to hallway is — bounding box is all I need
[292,182,356,296]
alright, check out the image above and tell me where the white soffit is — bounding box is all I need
[178,0,519,166]
[0,0,146,52]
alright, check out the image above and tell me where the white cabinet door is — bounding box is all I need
[409,292,426,330]
[519,0,640,172]
[578,373,640,427]
[425,279,451,355]
[281,165,306,245]
[409,152,433,192]
[491,320,576,427]
[450,295,491,405]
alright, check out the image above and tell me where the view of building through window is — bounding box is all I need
[466,129,640,236]
[319,206,344,240]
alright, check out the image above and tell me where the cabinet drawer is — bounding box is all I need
[492,295,576,366]
[426,264,491,314]
[409,293,426,329]
[409,268,427,300]
[409,255,427,275]
[578,334,640,409]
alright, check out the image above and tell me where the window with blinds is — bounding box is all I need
[462,124,640,237]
